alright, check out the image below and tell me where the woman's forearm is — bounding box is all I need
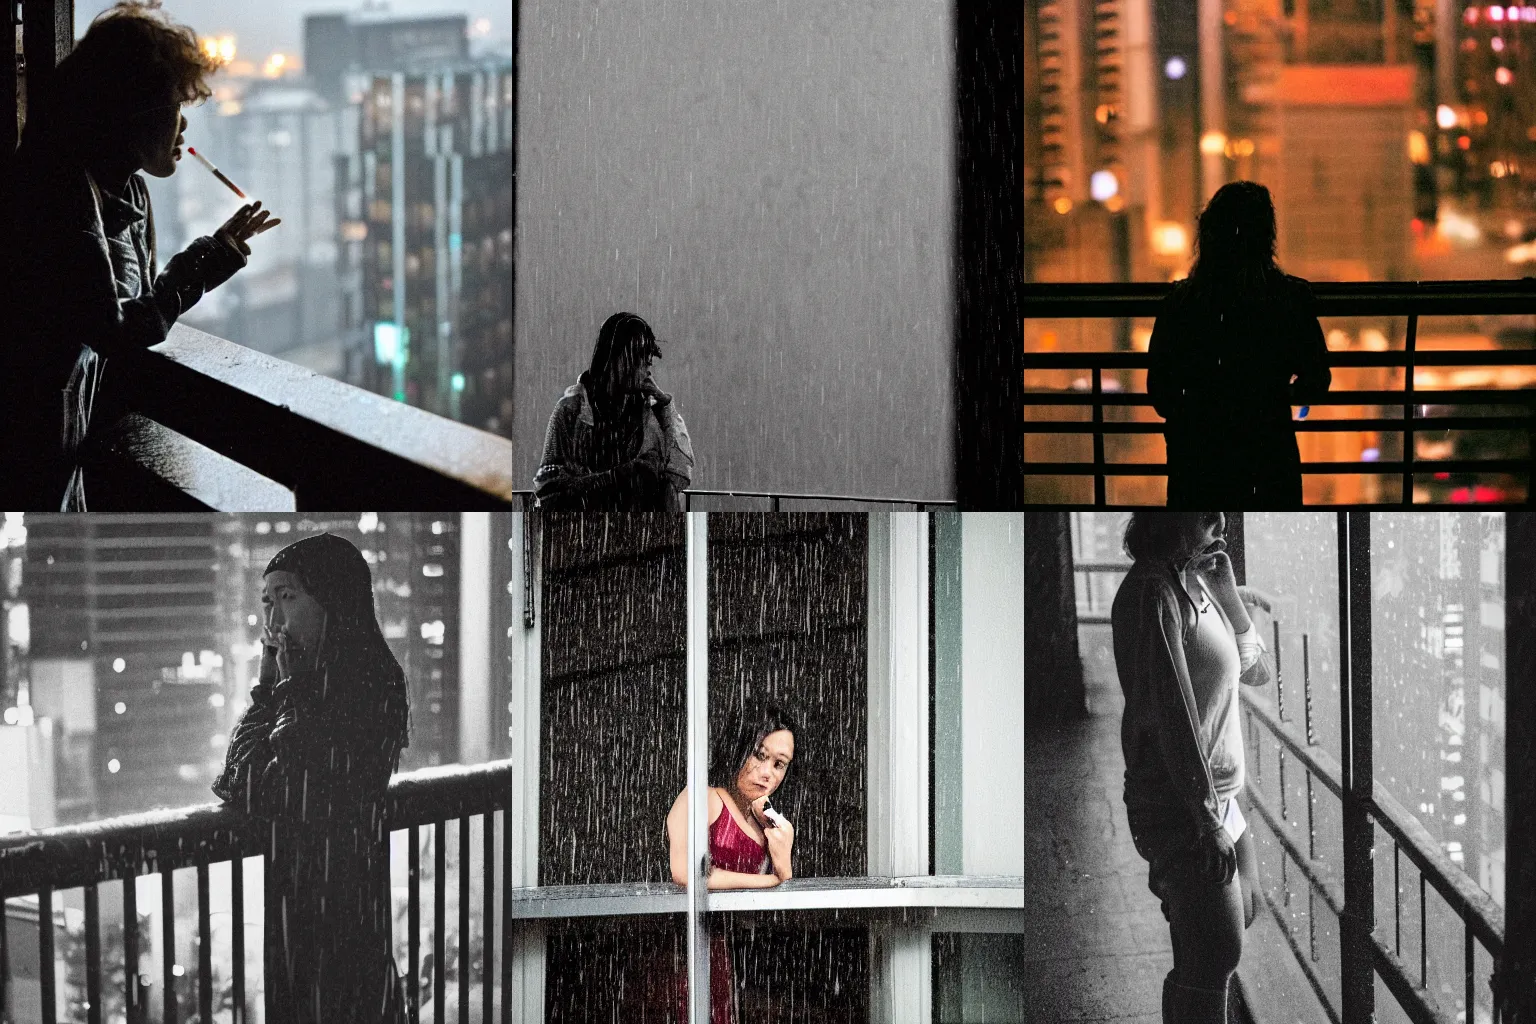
[707,869,782,890]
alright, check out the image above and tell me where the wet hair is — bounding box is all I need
[20,0,221,159]
[1184,180,1284,306]
[1122,512,1222,562]
[587,312,662,395]
[709,702,799,807]
[264,533,412,759]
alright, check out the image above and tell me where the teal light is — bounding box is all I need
[451,372,466,392]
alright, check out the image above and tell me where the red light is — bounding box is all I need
[1411,218,1425,235]
[1435,471,1452,480]
[1459,135,1473,150]
[1474,484,1504,501]
[1451,487,1473,502]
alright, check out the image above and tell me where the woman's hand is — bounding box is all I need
[264,626,307,679]
[638,371,672,407]
[1196,826,1238,886]
[1188,546,1253,633]
[215,201,280,258]
[753,797,795,881]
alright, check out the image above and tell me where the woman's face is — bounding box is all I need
[734,728,795,801]
[1173,512,1226,561]
[132,100,188,179]
[261,571,326,655]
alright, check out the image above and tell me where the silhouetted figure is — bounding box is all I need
[0,1,279,510]
[212,534,410,1024]
[1147,181,1331,508]
[534,311,694,510]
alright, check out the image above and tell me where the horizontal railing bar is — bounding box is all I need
[1024,416,1535,434]
[1255,884,1343,1024]
[1025,459,1532,476]
[1245,690,1505,962]
[1369,929,1460,1024]
[511,876,1025,919]
[1024,350,1536,369]
[121,325,513,509]
[1369,780,1505,957]
[1245,775,1347,917]
[1074,561,1134,572]
[1022,278,1536,316]
[0,760,511,897]
[512,489,956,506]
[1025,390,1536,406]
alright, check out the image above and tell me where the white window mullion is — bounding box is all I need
[509,510,545,1023]
[867,511,933,1023]
[685,511,712,1024]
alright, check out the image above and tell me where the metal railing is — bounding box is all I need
[80,324,514,510]
[1024,280,1536,505]
[512,489,956,511]
[0,760,513,1024]
[1069,514,1507,1024]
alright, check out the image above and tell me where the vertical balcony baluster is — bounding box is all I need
[459,814,470,1024]
[197,863,212,1024]
[483,809,495,1024]
[39,885,56,1024]
[125,874,140,1024]
[410,823,421,1024]
[86,882,102,1024]
[233,855,245,1024]
[500,808,512,1024]
[162,870,176,1024]
[1092,367,1106,506]
[1402,312,1418,506]
[436,820,447,1024]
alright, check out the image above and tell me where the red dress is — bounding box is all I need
[676,794,768,1024]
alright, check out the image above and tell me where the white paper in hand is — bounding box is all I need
[1222,797,1247,844]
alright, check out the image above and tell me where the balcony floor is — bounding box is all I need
[1025,624,1333,1024]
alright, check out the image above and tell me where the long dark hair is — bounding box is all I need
[587,311,662,400]
[19,0,220,161]
[709,702,799,809]
[264,533,412,761]
[1183,180,1285,307]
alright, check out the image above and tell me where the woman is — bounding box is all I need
[211,533,411,1024]
[0,0,279,510]
[664,704,798,1024]
[1110,512,1271,1024]
[533,311,694,510]
[1147,181,1331,508]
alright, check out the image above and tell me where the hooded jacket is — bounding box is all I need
[1,142,246,510]
[534,370,694,510]
[211,533,411,1023]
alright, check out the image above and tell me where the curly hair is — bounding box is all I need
[21,0,221,156]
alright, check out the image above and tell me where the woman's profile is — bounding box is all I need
[1147,181,1331,508]
[664,704,798,1023]
[0,0,279,510]
[211,533,410,1023]
[1110,512,1273,1023]
[533,311,694,510]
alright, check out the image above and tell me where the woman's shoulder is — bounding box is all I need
[1112,566,1181,616]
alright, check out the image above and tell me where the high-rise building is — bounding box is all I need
[303,10,471,111]
[336,58,513,435]
[20,515,226,820]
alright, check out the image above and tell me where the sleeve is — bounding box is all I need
[1138,579,1225,837]
[234,671,400,822]
[1286,280,1332,407]
[22,192,245,362]
[654,400,694,489]
[533,402,657,508]
[1146,299,1182,421]
[209,679,282,805]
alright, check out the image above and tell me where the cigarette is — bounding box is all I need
[185,146,247,199]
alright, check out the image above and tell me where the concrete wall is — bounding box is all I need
[514,1,955,497]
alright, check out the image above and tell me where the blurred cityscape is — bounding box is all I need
[1024,0,1536,503]
[0,511,515,1021]
[112,4,513,437]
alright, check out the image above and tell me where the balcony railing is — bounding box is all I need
[80,324,514,510]
[1023,280,1536,505]
[0,760,513,1024]
[512,489,957,512]
[1069,514,1507,1024]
